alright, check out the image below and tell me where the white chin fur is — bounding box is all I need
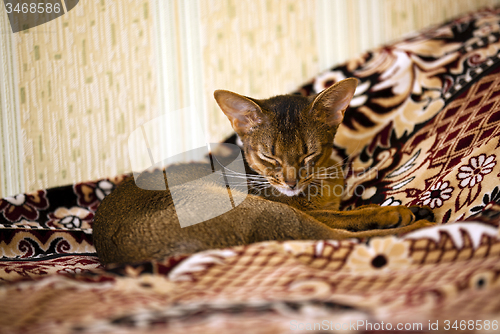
[236,135,244,147]
[276,187,302,197]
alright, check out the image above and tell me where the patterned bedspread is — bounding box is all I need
[2,7,500,334]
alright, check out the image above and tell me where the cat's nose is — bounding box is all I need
[285,179,298,189]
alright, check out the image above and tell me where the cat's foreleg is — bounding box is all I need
[306,205,434,231]
[290,208,435,241]
[324,219,436,239]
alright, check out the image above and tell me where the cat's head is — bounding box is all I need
[214,78,358,197]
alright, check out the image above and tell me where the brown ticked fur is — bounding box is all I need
[93,78,435,264]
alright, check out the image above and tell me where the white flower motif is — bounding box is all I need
[168,249,237,282]
[312,71,369,107]
[345,236,411,273]
[95,180,114,200]
[473,20,500,38]
[313,71,346,93]
[4,194,25,206]
[457,154,496,188]
[420,181,453,208]
[59,268,83,275]
[380,197,402,207]
[48,207,94,229]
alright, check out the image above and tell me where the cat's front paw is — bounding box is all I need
[409,205,434,222]
[382,205,435,229]
[397,219,437,235]
[381,205,416,228]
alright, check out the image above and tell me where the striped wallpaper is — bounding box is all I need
[1,0,500,197]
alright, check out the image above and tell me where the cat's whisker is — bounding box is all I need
[213,178,269,190]
[214,176,249,183]
[316,163,343,171]
[250,184,270,189]
[213,174,249,183]
[222,176,254,181]
[225,181,253,186]
[310,181,324,188]
[249,182,271,187]
[248,180,272,187]
[216,168,267,181]
[250,184,268,188]
[313,174,340,179]
[215,165,249,175]
[214,171,264,181]
[216,171,251,178]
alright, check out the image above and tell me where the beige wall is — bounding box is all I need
[201,0,320,139]
[1,0,158,196]
[1,0,500,197]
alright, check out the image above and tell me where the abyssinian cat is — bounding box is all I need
[93,78,434,264]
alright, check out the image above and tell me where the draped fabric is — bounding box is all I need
[2,8,500,334]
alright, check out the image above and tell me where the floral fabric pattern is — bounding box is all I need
[354,66,500,223]
[0,175,127,234]
[471,185,500,214]
[457,154,496,188]
[419,181,454,208]
[0,190,48,222]
[74,179,118,212]
[311,13,500,223]
[47,207,94,229]
[345,236,411,273]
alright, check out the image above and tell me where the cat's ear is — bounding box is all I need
[310,77,358,127]
[214,90,266,136]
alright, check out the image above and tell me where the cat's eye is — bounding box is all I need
[302,152,318,165]
[260,153,280,165]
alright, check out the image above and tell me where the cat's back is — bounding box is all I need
[92,163,309,264]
